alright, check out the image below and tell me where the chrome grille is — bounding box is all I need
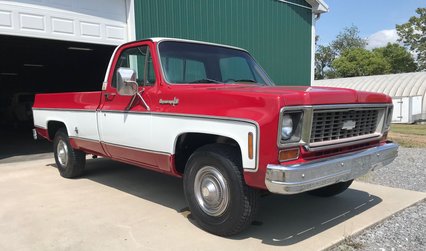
[310,109,379,143]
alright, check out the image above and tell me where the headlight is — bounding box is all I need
[281,114,293,140]
[280,111,303,143]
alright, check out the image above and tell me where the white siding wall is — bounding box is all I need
[0,0,132,45]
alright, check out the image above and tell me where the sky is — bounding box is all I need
[316,0,426,49]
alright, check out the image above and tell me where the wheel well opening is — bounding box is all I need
[174,133,242,174]
[47,121,66,140]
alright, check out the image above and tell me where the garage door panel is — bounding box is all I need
[0,9,12,28]
[0,0,129,45]
[51,17,74,35]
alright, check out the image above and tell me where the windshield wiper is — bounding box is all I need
[190,78,222,84]
[233,79,257,83]
[232,79,267,86]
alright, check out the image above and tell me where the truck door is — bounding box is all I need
[98,42,159,168]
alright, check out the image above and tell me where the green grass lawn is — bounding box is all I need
[389,124,426,148]
[390,124,426,136]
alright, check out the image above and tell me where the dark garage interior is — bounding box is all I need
[0,35,115,161]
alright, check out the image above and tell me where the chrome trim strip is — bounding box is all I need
[312,103,391,110]
[33,108,97,113]
[266,143,398,194]
[305,136,382,152]
[151,37,248,52]
[102,110,260,127]
[69,136,100,144]
[308,133,381,148]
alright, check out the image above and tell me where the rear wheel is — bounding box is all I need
[53,128,86,178]
[308,180,353,197]
[183,144,259,236]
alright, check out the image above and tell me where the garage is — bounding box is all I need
[0,35,115,160]
[0,0,131,160]
[1,0,328,161]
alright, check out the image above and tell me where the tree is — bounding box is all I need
[373,43,417,73]
[315,25,367,79]
[315,45,335,79]
[331,25,367,55]
[332,48,391,77]
[396,8,426,70]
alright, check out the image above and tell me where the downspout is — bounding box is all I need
[125,0,136,41]
[311,13,321,85]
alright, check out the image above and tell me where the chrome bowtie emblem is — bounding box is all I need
[342,120,356,130]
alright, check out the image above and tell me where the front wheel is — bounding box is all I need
[53,128,86,178]
[183,144,259,236]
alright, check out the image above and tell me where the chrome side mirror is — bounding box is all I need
[116,67,138,96]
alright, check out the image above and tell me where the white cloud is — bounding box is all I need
[366,29,400,50]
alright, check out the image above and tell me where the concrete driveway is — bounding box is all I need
[0,158,424,250]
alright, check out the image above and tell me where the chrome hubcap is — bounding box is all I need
[57,140,69,167]
[194,166,229,216]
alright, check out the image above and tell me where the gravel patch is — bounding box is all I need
[360,148,426,192]
[329,147,426,251]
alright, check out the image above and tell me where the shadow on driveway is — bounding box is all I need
[0,127,52,163]
[62,158,382,246]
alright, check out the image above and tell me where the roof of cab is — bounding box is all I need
[148,37,247,52]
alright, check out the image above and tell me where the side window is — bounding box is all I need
[162,57,206,83]
[112,45,156,88]
[220,57,254,82]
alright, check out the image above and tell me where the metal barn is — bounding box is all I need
[314,72,426,123]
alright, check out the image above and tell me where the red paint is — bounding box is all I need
[70,137,177,176]
[33,39,393,190]
[33,91,102,110]
[107,148,178,177]
[103,143,172,172]
[35,126,49,140]
[69,137,108,157]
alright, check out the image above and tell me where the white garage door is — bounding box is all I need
[0,0,134,45]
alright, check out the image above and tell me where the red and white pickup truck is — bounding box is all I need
[33,38,398,236]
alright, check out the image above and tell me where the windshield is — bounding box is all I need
[158,41,273,85]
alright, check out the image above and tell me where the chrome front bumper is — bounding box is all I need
[265,143,398,195]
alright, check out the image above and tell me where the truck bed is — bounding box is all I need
[33,91,102,110]
[32,91,103,155]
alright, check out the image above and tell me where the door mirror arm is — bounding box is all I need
[125,87,150,111]
[116,67,150,111]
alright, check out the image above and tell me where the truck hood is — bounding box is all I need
[158,84,392,123]
[203,84,392,106]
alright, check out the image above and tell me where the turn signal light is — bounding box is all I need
[248,132,254,159]
[279,148,300,162]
